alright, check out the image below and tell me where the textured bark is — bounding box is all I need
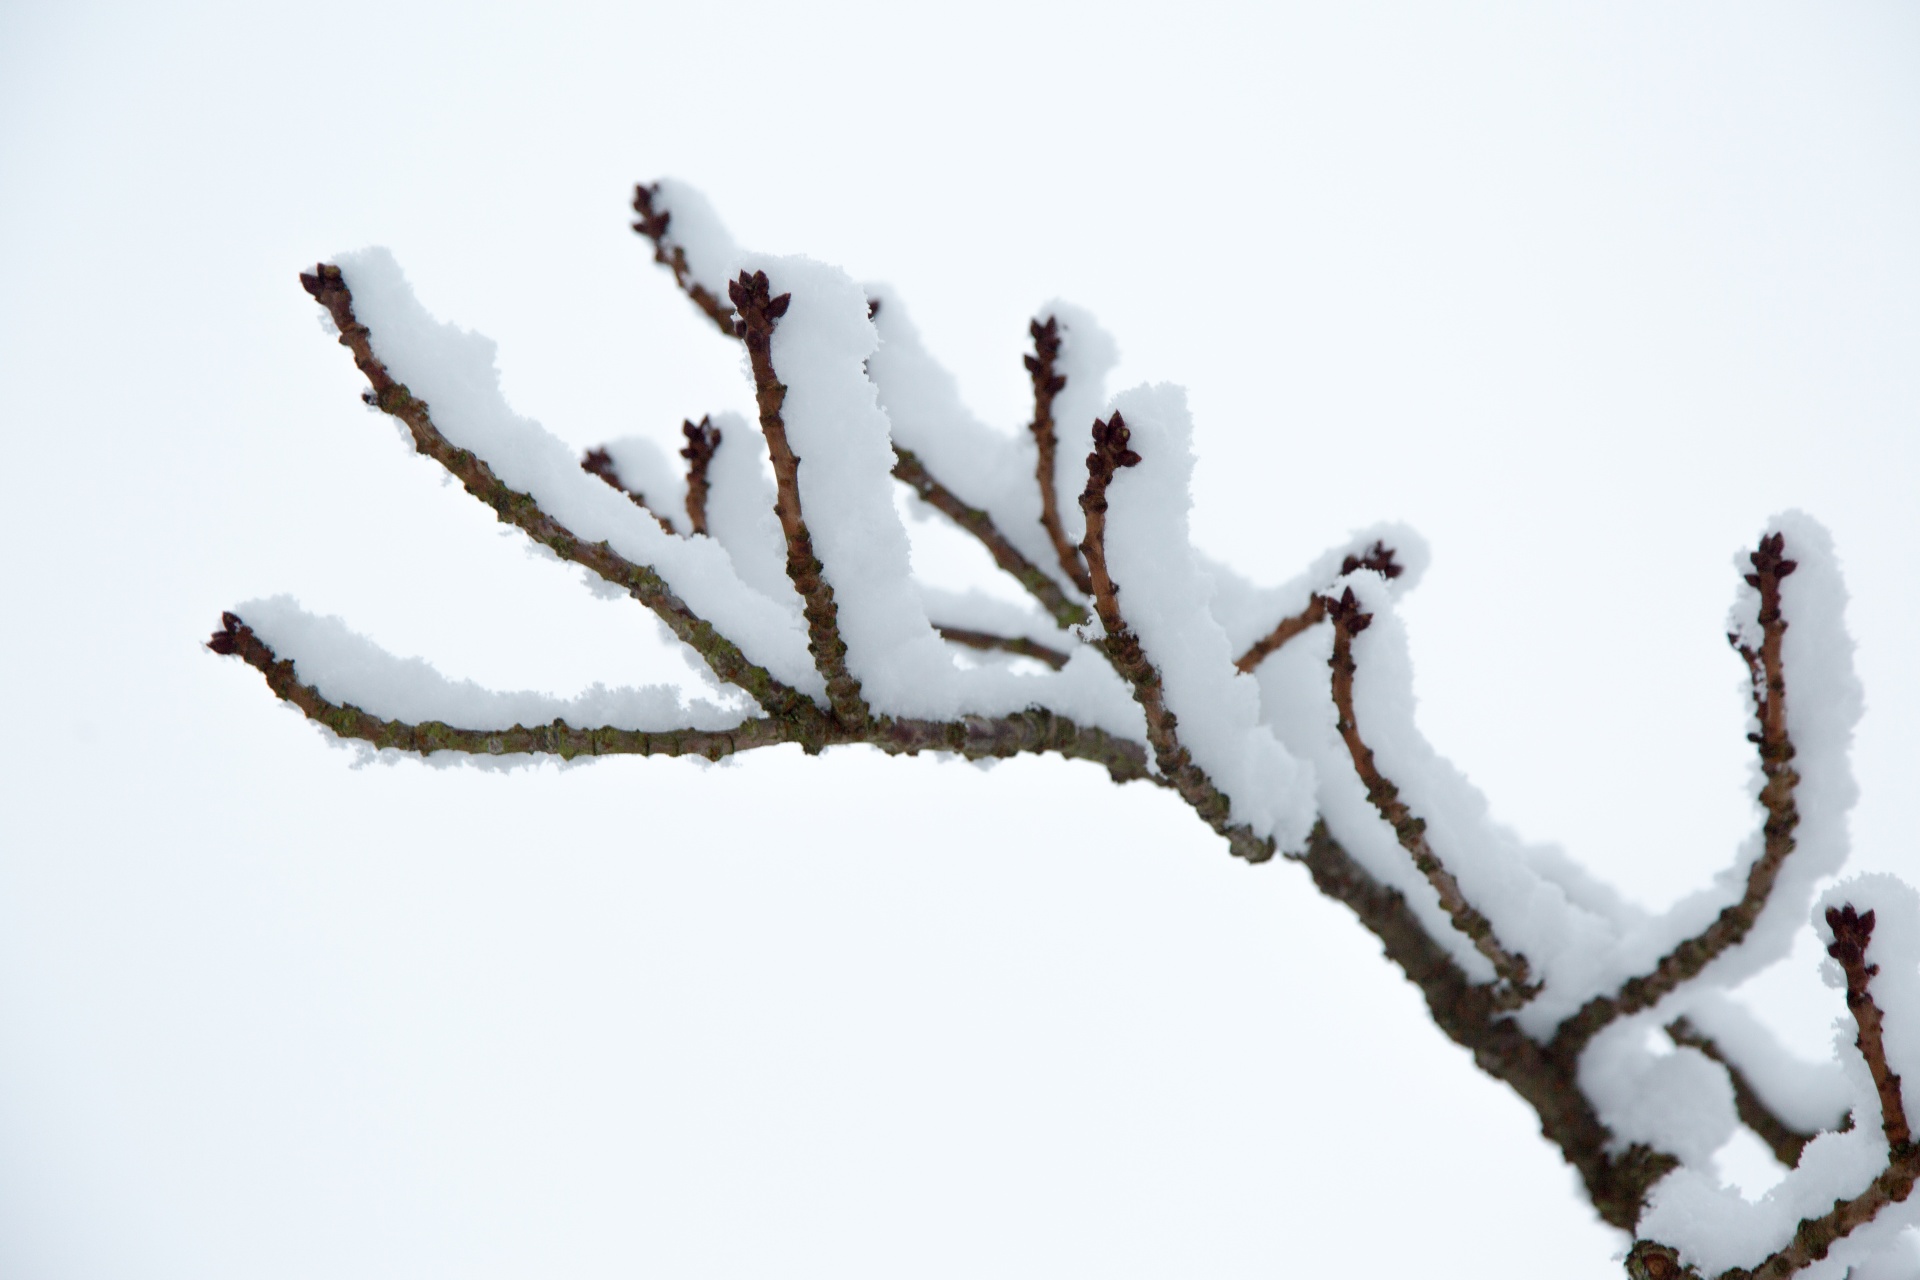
[1323,587,1537,1006]
[1077,412,1273,865]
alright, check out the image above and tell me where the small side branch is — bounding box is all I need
[1026,317,1094,595]
[1324,587,1537,1008]
[680,416,721,536]
[580,447,677,535]
[631,183,738,339]
[1631,905,1916,1280]
[1827,905,1912,1156]
[1078,413,1272,864]
[209,613,1151,782]
[1665,1019,1818,1169]
[298,264,818,727]
[207,613,781,761]
[1555,534,1803,1060]
[731,269,868,730]
[1235,542,1403,673]
[933,625,1071,671]
[891,447,1088,629]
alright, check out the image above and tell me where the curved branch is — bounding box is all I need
[1665,1019,1819,1169]
[1554,533,1804,1060]
[298,264,820,728]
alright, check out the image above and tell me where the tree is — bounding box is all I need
[207,181,1919,1279]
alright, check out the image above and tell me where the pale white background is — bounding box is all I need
[1,2,1916,1277]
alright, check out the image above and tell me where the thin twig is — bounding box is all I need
[298,264,820,729]
[1235,542,1404,673]
[731,269,868,730]
[1078,412,1273,864]
[209,612,1154,783]
[1665,1019,1819,1168]
[933,625,1071,671]
[1553,533,1803,1060]
[580,447,677,535]
[1026,316,1093,595]
[891,447,1088,629]
[631,183,738,338]
[1324,587,1538,1008]
[680,416,721,536]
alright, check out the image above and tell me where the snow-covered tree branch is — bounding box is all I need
[210,181,1918,1279]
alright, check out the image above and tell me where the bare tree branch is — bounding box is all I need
[730,269,869,730]
[632,183,738,338]
[209,612,1154,781]
[890,447,1089,629]
[298,264,821,728]
[1665,1018,1819,1169]
[1323,587,1538,1007]
[1553,533,1804,1060]
[580,446,678,535]
[1078,412,1273,864]
[1025,316,1094,596]
[1235,541,1403,673]
[932,625,1071,671]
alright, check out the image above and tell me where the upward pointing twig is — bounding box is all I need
[730,270,868,731]
[1323,587,1537,1008]
[1078,413,1272,864]
[1632,903,1917,1280]
[1827,905,1911,1157]
[1553,533,1804,1061]
[1027,317,1095,596]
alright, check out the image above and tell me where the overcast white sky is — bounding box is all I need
[2,2,1917,1277]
